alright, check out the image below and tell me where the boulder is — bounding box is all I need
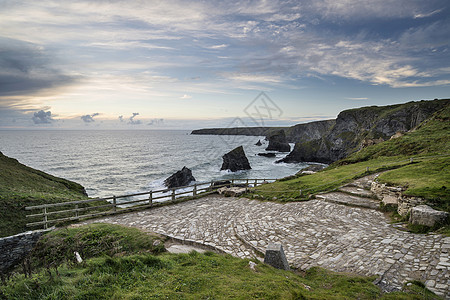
[255,140,262,146]
[410,205,449,227]
[221,146,251,172]
[217,187,247,197]
[258,152,276,158]
[164,166,196,188]
[264,244,290,270]
[265,130,290,152]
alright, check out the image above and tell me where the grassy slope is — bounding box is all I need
[0,152,88,237]
[1,224,438,300]
[253,104,450,211]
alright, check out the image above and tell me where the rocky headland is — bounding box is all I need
[192,98,449,164]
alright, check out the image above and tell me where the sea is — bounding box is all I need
[0,130,309,201]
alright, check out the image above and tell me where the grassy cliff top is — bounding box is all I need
[0,152,88,237]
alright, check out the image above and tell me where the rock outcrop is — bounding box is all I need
[265,130,290,152]
[164,166,196,188]
[217,187,247,197]
[255,140,262,146]
[0,228,54,278]
[221,146,251,172]
[258,152,276,158]
[410,205,449,227]
[280,99,449,164]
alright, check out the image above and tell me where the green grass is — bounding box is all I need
[30,223,166,271]
[1,223,441,299]
[0,151,90,237]
[252,156,411,202]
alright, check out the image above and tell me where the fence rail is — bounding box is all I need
[25,178,277,229]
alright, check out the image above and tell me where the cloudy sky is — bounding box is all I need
[1,0,449,129]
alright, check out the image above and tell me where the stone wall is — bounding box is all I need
[370,182,426,216]
[0,228,53,276]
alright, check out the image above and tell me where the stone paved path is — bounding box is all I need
[81,193,450,298]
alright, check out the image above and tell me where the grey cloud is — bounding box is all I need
[148,118,164,126]
[81,113,99,123]
[32,110,54,124]
[128,112,141,125]
[0,38,75,97]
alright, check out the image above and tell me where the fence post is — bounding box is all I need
[410,158,413,163]
[148,191,153,207]
[113,196,117,212]
[43,207,48,230]
[193,184,197,196]
[366,167,369,172]
[172,189,175,202]
[299,189,302,197]
[246,179,249,187]
[210,180,214,190]
[75,204,79,219]
[231,179,234,186]
[254,179,257,187]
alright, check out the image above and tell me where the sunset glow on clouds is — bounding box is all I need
[0,0,449,129]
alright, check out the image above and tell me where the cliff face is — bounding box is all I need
[191,127,284,137]
[285,119,336,143]
[281,99,449,164]
[190,120,335,143]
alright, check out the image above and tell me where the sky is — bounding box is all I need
[0,0,449,130]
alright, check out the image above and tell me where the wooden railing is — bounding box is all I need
[25,178,277,229]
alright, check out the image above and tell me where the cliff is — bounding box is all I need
[191,127,286,137]
[281,99,450,164]
[0,152,88,237]
[190,120,334,143]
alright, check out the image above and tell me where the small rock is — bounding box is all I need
[218,187,247,197]
[249,261,257,271]
[258,152,276,158]
[74,251,83,263]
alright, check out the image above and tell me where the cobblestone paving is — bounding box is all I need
[81,195,450,298]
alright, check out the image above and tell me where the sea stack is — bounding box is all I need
[221,146,251,172]
[164,166,196,188]
[265,130,290,152]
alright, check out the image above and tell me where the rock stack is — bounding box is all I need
[164,166,196,188]
[221,146,251,172]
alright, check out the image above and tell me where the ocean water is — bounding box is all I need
[0,130,308,199]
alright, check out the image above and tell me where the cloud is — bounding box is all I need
[128,112,141,125]
[180,94,192,99]
[32,110,54,124]
[414,8,443,19]
[81,112,99,123]
[118,115,124,122]
[148,118,164,126]
[346,97,368,100]
[208,44,228,49]
[0,37,75,97]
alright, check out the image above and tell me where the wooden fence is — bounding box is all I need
[25,178,276,229]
